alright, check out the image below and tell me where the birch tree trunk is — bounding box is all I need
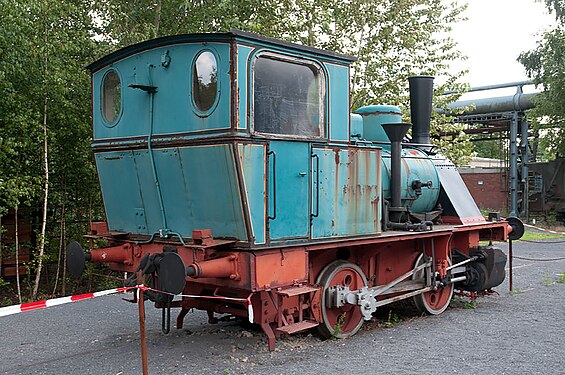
[15,205,22,303]
[32,96,49,299]
[61,200,67,295]
[153,0,162,38]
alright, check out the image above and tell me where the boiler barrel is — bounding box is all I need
[381,147,440,213]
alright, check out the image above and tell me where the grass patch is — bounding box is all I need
[331,312,346,338]
[460,300,477,309]
[450,296,478,309]
[557,272,565,283]
[543,274,556,286]
[383,310,401,328]
[519,230,565,241]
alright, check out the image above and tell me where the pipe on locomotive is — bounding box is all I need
[408,76,434,146]
[382,76,435,229]
[382,122,411,223]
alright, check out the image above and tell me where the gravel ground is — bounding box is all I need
[1,240,564,375]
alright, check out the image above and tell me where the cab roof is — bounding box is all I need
[85,30,357,73]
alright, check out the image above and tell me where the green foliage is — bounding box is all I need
[543,274,556,286]
[94,0,470,162]
[0,0,103,297]
[383,309,401,328]
[472,137,505,160]
[542,271,565,285]
[450,296,477,309]
[518,1,565,159]
[0,0,471,299]
[331,311,346,338]
[518,230,565,241]
[541,0,565,23]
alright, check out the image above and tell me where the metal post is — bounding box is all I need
[509,113,518,217]
[520,116,529,220]
[508,240,513,292]
[137,273,149,375]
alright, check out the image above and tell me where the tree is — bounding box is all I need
[95,0,470,163]
[518,0,565,159]
[0,0,100,299]
[0,0,471,303]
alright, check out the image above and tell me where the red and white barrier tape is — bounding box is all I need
[523,223,565,235]
[0,285,254,323]
[0,286,134,317]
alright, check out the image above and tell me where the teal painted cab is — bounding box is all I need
[87,30,445,248]
[87,31,358,246]
[92,41,232,140]
[95,145,247,238]
[311,146,382,238]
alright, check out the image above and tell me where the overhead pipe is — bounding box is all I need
[443,93,536,116]
[442,80,534,95]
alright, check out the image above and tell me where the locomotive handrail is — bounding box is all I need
[311,153,319,218]
[267,150,277,220]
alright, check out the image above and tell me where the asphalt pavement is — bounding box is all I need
[1,240,564,375]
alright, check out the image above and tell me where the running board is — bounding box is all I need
[276,320,319,335]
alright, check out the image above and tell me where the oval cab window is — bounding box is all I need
[101,70,121,125]
[192,51,218,113]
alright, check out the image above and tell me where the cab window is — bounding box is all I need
[253,55,324,137]
[192,51,218,113]
[101,69,121,124]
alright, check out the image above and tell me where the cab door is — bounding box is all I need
[267,141,310,241]
[251,52,325,242]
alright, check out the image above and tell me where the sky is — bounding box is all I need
[449,0,556,97]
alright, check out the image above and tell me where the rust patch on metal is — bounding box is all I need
[255,249,307,289]
[333,148,341,165]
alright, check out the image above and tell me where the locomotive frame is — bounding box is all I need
[68,30,521,351]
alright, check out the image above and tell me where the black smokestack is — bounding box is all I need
[408,76,434,145]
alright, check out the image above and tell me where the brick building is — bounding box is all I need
[459,166,508,213]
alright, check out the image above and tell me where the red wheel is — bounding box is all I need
[412,254,454,315]
[316,260,367,339]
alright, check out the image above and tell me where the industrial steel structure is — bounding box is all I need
[442,82,536,218]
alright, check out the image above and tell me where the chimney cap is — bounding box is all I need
[382,123,411,143]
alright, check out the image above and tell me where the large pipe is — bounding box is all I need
[408,76,434,145]
[442,80,533,95]
[443,93,536,115]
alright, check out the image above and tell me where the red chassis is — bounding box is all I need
[82,220,511,351]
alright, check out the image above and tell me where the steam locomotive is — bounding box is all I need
[67,30,523,350]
